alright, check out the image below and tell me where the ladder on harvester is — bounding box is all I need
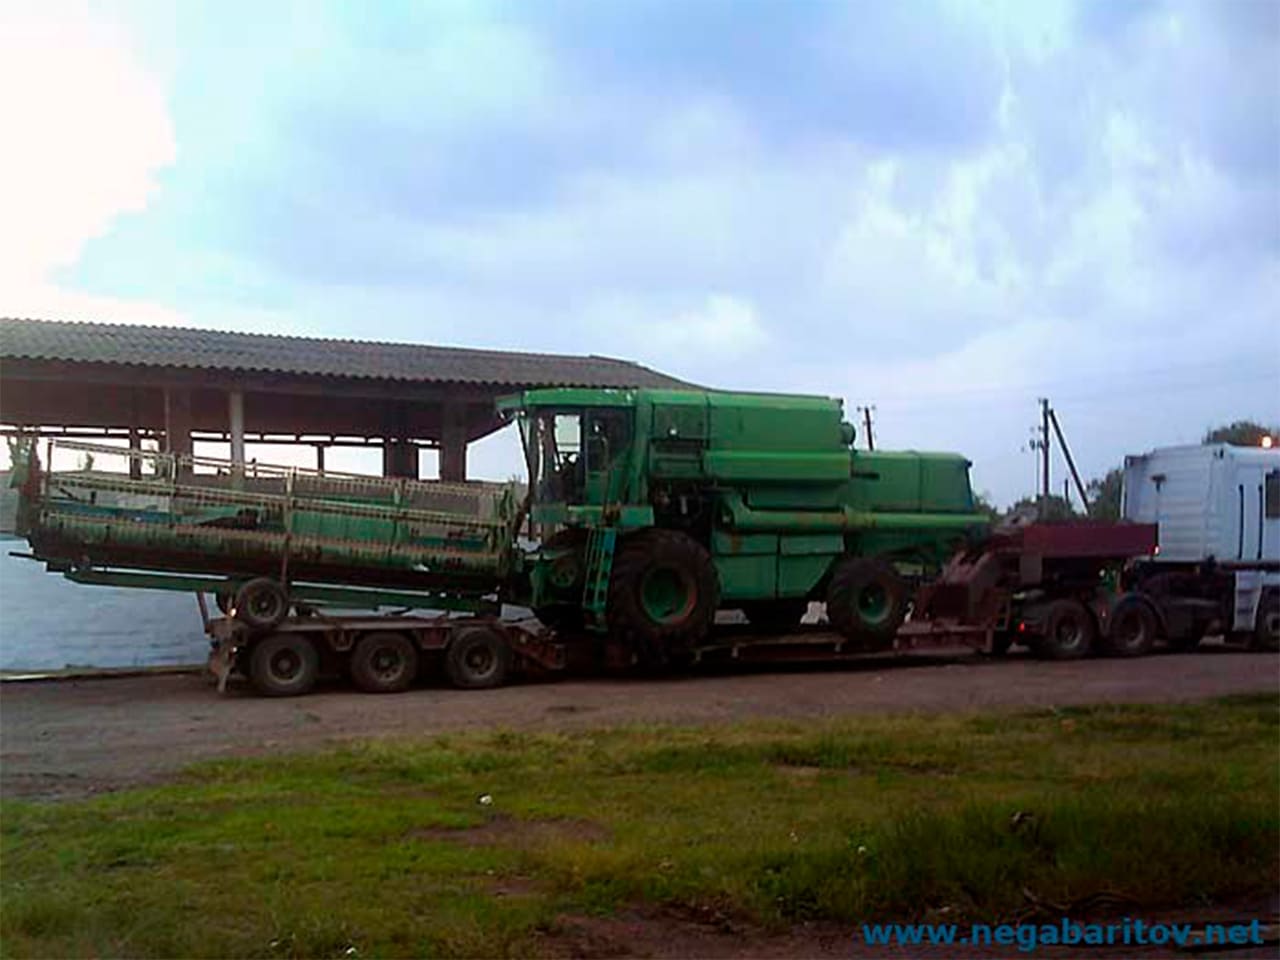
[582,527,618,632]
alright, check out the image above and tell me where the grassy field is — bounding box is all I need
[2,694,1277,958]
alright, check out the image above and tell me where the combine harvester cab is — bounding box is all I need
[9,438,559,695]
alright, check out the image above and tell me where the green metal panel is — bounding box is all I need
[746,486,843,509]
[711,530,778,555]
[715,554,776,600]
[778,534,843,556]
[703,450,849,483]
[777,554,833,596]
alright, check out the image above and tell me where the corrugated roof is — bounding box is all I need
[0,318,690,389]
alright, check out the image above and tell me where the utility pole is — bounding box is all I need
[858,405,876,451]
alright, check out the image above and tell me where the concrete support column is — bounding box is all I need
[440,404,467,483]
[163,387,193,479]
[127,426,142,480]
[382,441,418,479]
[314,444,326,475]
[228,389,245,487]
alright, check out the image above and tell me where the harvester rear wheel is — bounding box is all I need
[248,633,319,697]
[350,632,419,693]
[825,557,908,651]
[607,529,719,662]
[533,529,589,634]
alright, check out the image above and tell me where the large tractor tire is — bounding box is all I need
[741,599,809,633]
[1251,590,1279,652]
[248,633,319,697]
[1099,595,1158,658]
[1037,599,1095,660]
[607,529,720,662]
[825,556,908,651]
[350,632,419,694]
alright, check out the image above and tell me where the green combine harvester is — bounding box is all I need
[12,387,987,694]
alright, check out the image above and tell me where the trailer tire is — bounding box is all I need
[1251,590,1279,652]
[607,529,719,660]
[248,633,319,697]
[741,600,808,632]
[1101,596,1157,657]
[445,624,512,689]
[826,557,908,650]
[350,632,419,693]
[1038,599,1095,660]
[234,577,289,631]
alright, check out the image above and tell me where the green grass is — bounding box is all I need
[2,694,1277,958]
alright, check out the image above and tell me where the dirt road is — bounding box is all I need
[2,645,1276,800]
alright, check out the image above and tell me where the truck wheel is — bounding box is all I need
[350,632,419,693]
[607,530,720,659]
[741,600,808,632]
[1101,597,1157,657]
[248,633,319,697]
[445,624,512,689]
[234,577,289,631]
[1038,599,1095,660]
[826,557,908,650]
[1251,591,1279,652]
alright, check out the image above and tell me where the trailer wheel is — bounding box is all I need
[1038,599,1095,660]
[741,600,808,632]
[445,624,512,689]
[826,557,908,650]
[248,633,319,697]
[350,632,419,693]
[1101,597,1157,657]
[234,577,289,631]
[1251,591,1279,652]
[607,529,719,660]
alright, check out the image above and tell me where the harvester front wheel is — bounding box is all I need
[826,557,908,650]
[607,529,719,661]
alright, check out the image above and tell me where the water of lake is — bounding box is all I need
[0,537,209,670]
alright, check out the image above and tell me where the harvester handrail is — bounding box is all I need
[42,438,506,499]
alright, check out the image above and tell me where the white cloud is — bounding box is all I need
[0,3,178,321]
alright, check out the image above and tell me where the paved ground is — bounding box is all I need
[2,644,1276,800]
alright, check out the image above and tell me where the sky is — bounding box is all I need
[2,0,1277,505]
